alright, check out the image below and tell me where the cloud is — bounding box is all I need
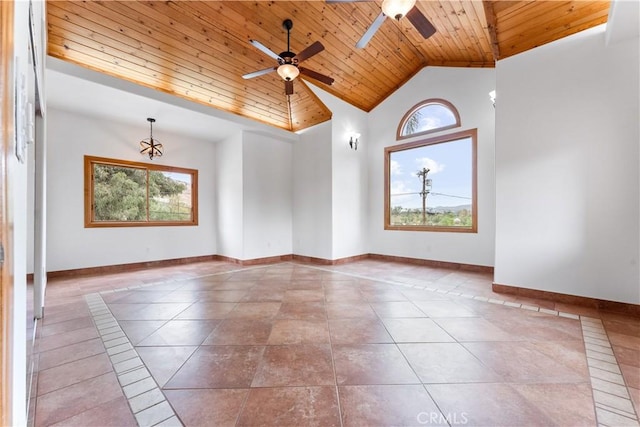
[415,157,445,174]
[419,116,443,130]
[390,179,410,195]
[390,160,402,176]
[389,179,420,207]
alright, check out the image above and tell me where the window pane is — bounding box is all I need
[386,131,476,232]
[401,103,458,136]
[149,171,193,221]
[93,164,147,221]
[85,156,198,228]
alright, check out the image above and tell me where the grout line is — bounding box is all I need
[84,293,183,427]
[297,263,640,427]
[86,262,639,427]
[581,317,640,426]
[322,284,345,427]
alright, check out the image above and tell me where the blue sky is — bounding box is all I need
[402,103,457,135]
[163,171,192,185]
[390,136,472,209]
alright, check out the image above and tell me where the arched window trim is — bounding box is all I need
[396,98,461,141]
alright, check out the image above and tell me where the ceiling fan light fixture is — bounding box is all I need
[382,0,416,20]
[277,63,300,81]
[244,19,332,95]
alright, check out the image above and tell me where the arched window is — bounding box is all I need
[397,99,461,140]
[386,99,475,233]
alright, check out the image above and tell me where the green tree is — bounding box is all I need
[93,165,187,221]
[403,111,422,135]
[149,171,186,198]
[94,165,146,221]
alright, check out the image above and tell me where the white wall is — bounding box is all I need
[367,67,496,267]
[494,25,640,304]
[46,108,218,271]
[242,131,293,260]
[295,82,370,261]
[293,121,333,259]
[214,133,244,260]
[326,88,369,259]
[27,121,35,274]
[9,0,35,423]
[215,131,294,261]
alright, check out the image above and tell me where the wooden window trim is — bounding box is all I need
[84,155,199,228]
[384,128,478,233]
[396,98,461,140]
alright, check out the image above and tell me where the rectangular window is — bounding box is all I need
[384,129,477,233]
[84,156,198,227]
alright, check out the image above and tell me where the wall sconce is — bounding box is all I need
[139,117,163,160]
[489,90,496,107]
[349,133,360,150]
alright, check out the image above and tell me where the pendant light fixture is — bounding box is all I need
[139,117,163,160]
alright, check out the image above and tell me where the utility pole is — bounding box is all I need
[416,168,432,225]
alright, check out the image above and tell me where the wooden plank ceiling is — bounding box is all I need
[47,1,610,132]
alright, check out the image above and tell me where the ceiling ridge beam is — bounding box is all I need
[482,0,500,61]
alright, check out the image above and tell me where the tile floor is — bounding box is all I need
[29,259,640,426]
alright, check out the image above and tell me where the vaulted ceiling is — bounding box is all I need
[47,1,610,132]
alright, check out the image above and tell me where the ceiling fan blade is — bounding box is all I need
[406,7,437,39]
[356,12,386,49]
[242,67,277,79]
[299,67,335,86]
[295,41,325,64]
[249,39,282,61]
[285,80,294,96]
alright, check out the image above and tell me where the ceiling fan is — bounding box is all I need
[329,0,436,49]
[242,19,335,96]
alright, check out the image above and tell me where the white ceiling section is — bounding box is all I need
[606,0,640,44]
[46,56,295,143]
